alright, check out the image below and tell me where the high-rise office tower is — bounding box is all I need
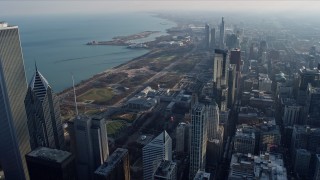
[25,67,65,150]
[227,64,236,108]
[210,28,216,50]
[94,148,130,180]
[314,154,320,180]
[0,22,31,179]
[68,115,109,180]
[25,147,75,180]
[206,101,219,140]
[294,149,311,177]
[307,84,320,126]
[204,23,210,50]
[142,131,172,180]
[214,49,229,88]
[219,17,225,49]
[189,104,208,179]
[175,122,189,153]
[230,49,241,72]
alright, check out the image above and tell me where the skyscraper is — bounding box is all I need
[210,28,216,50]
[189,104,208,179]
[0,22,31,179]
[227,64,236,108]
[142,131,172,180]
[175,122,189,153]
[204,23,210,50]
[213,49,230,110]
[25,67,65,150]
[219,17,225,49]
[206,100,219,140]
[68,115,109,180]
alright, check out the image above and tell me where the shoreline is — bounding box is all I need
[58,15,178,96]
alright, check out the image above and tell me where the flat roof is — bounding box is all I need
[95,148,128,176]
[27,147,72,163]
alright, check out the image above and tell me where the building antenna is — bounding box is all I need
[72,74,79,116]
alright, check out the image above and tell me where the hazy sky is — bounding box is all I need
[1,1,320,16]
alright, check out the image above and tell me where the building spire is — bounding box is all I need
[34,59,38,71]
[72,74,79,116]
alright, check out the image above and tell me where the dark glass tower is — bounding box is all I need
[25,67,65,150]
[0,22,31,179]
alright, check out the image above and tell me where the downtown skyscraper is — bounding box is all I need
[142,131,172,180]
[68,115,109,180]
[219,17,225,49]
[25,67,65,150]
[0,22,31,179]
[189,103,208,179]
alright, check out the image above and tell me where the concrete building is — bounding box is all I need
[201,99,219,140]
[210,28,215,50]
[175,122,189,153]
[214,49,229,89]
[257,122,281,151]
[25,67,65,150]
[153,160,177,180]
[294,149,311,176]
[307,84,320,126]
[68,115,109,180]
[0,21,31,179]
[189,104,208,179]
[291,125,320,157]
[314,154,320,180]
[228,152,287,180]
[25,147,75,180]
[233,125,256,154]
[228,64,236,108]
[94,148,130,180]
[281,98,302,126]
[297,67,320,105]
[258,74,272,93]
[206,139,223,168]
[142,131,172,180]
[194,170,210,180]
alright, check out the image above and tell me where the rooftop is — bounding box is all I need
[194,170,210,180]
[154,160,176,178]
[27,147,72,163]
[229,152,287,180]
[95,148,128,176]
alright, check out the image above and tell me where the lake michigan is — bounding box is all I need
[4,12,176,92]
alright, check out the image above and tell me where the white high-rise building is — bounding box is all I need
[143,131,172,180]
[25,67,65,150]
[68,115,109,180]
[0,22,31,179]
[189,104,208,179]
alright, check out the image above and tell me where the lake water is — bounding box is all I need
[4,13,176,92]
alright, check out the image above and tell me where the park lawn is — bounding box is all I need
[106,121,126,136]
[78,88,114,103]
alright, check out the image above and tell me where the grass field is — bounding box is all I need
[78,88,114,103]
[106,121,127,136]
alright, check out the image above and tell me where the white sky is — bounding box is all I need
[1,1,320,16]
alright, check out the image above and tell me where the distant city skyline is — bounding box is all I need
[2,1,320,16]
